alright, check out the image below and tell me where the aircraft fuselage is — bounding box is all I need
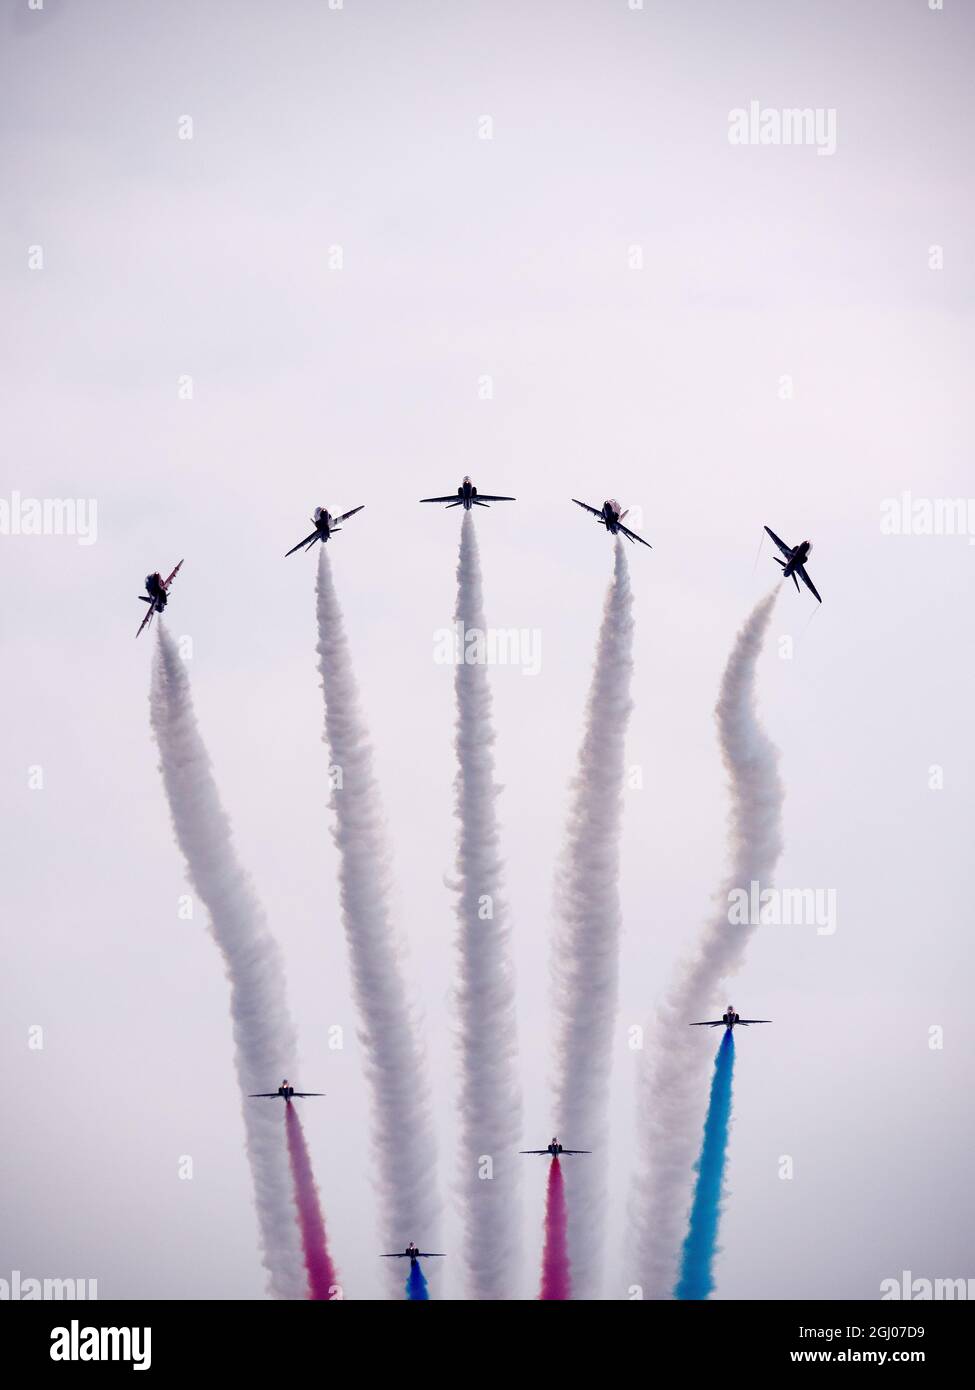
[144,574,167,611]
[782,540,811,576]
[601,500,625,532]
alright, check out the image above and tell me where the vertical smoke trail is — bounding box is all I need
[406,1263,430,1301]
[150,626,305,1298]
[674,1032,736,1299]
[284,1104,339,1300]
[450,512,522,1298]
[551,540,635,1297]
[315,548,440,1281]
[630,590,782,1298]
[539,1159,571,1300]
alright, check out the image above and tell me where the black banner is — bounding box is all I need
[8,1298,971,1376]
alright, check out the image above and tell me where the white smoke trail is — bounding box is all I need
[629,589,783,1298]
[315,548,440,1280]
[150,626,305,1299]
[551,539,635,1299]
[449,512,522,1299]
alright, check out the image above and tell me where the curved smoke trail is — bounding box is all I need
[551,540,635,1297]
[630,590,782,1298]
[284,1104,339,1300]
[406,1262,430,1301]
[539,1159,571,1300]
[315,548,440,1285]
[150,626,305,1298]
[450,512,522,1298]
[674,1032,735,1300]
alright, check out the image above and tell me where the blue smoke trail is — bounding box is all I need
[674,1032,735,1299]
[406,1262,429,1301]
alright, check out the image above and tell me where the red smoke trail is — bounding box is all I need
[284,1104,339,1299]
[539,1158,571,1300]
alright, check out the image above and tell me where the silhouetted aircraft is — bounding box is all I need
[381,1242,445,1267]
[690,1006,771,1031]
[249,1079,325,1103]
[764,525,821,602]
[520,1137,591,1157]
[420,475,514,510]
[136,560,183,637]
[572,498,651,547]
[285,505,364,555]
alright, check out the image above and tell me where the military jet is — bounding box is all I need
[764,525,822,602]
[420,475,514,509]
[690,1006,771,1031]
[381,1242,445,1267]
[248,1079,325,1104]
[136,560,183,637]
[285,505,364,556]
[572,498,651,547]
[520,1137,591,1157]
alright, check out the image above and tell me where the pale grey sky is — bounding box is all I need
[2,0,973,1300]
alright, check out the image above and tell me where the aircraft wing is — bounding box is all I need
[162,559,184,589]
[572,499,603,518]
[285,529,320,557]
[737,1020,771,1026]
[619,522,652,548]
[559,1149,591,1155]
[519,1149,552,1155]
[763,525,794,559]
[135,607,155,639]
[474,494,515,502]
[248,1093,282,1098]
[335,505,365,523]
[381,1253,410,1258]
[796,565,822,603]
[419,495,461,504]
[690,1021,725,1027]
[291,1091,325,1097]
[415,1252,445,1258]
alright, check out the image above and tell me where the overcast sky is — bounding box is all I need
[2,0,973,1300]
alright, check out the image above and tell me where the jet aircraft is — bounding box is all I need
[690,1007,771,1031]
[764,524,822,602]
[572,498,651,547]
[381,1242,445,1267]
[520,1137,591,1157]
[249,1080,325,1103]
[136,560,184,637]
[285,505,364,556]
[420,475,514,509]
